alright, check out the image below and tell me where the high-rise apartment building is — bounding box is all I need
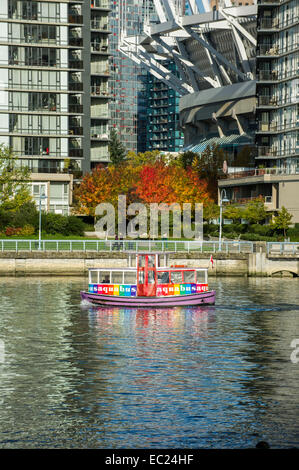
[109,0,184,155]
[218,0,299,222]
[0,0,110,214]
[109,0,143,153]
[146,61,184,153]
[255,0,298,172]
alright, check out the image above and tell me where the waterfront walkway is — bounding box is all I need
[0,239,298,255]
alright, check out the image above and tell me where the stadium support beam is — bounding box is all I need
[184,25,248,81]
[152,34,220,88]
[219,7,257,47]
[120,43,191,96]
[153,0,167,23]
[176,40,200,92]
[187,0,200,14]
[120,39,194,95]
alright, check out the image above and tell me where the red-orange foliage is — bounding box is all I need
[73,164,138,215]
[74,160,212,216]
[135,162,211,207]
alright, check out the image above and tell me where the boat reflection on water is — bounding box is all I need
[82,302,216,338]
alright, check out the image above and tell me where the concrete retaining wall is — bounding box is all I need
[0,251,298,277]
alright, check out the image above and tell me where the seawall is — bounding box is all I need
[0,251,298,277]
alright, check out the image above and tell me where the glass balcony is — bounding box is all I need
[69,82,84,92]
[90,20,109,31]
[91,0,111,9]
[257,96,278,106]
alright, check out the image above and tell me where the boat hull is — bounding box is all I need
[80,290,216,307]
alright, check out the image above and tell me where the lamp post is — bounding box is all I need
[38,187,47,250]
[219,188,229,251]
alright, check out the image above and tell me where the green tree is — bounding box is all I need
[192,144,227,201]
[179,151,198,170]
[223,204,244,223]
[126,150,165,167]
[231,145,256,167]
[203,201,220,224]
[272,206,293,237]
[0,144,31,210]
[108,128,127,165]
[243,198,267,224]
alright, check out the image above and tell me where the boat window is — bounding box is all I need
[138,270,145,284]
[148,255,156,267]
[157,271,170,284]
[138,255,146,268]
[171,271,183,283]
[90,270,98,284]
[111,271,123,284]
[124,272,137,285]
[100,271,110,284]
[196,270,206,283]
[184,271,195,283]
[148,270,155,284]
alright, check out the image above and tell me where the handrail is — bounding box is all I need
[0,239,254,253]
[267,242,299,255]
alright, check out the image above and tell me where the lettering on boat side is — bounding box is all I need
[156,283,208,296]
[89,284,137,297]
[290,339,299,364]
[88,284,208,297]
[94,195,203,240]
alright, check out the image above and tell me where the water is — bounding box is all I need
[0,276,298,449]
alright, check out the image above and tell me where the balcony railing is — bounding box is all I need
[225,167,299,180]
[69,104,83,113]
[258,18,280,30]
[256,69,298,81]
[257,121,297,132]
[69,148,83,158]
[68,14,83,24]
[257,96,278,106]
[91,0,110,9]
[257,0,281,4]
[69,82,83,91]
[91,42,109,53]
[69,37,83,47]
[257,146,298,158]
[90,86,110,96]
[91,132,109,140]
[257,43,298,56]
[69,60,83,69]
[69,127,83,136]
[90,21,109,31]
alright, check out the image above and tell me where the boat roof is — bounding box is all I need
[88,266,208,271]
[124,251,175,254]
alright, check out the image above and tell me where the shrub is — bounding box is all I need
[10,201,38,228]
[204,224,219,234]
[19,224,35,236]
[65,216,85,236]
[41,212,68,235]
[4,226,22,237]
[248,224,274,236]
[240,233,276,241]
[0,209,13,230]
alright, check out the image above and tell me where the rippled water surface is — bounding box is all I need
[0,276,298,449]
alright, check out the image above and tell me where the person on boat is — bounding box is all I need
[112,235,119,251]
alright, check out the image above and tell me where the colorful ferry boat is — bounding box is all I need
[80,252,216,307]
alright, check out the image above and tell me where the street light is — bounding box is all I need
[38,186,47,250]
[219,188,229,251]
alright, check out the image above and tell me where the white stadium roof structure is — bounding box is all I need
[119,0,258,97]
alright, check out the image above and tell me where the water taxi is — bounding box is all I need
[80,252,216,307]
